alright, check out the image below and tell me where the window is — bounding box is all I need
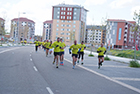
[70,12,72,15]
[66,33,70,35]
[61,28,65,31]
[57,11,60,14]
[56,32,58,35]
[56,28,59,31]
[67,8,69,11]
[57,20,59,23]
[63,16,65,19]
[67,12,69,15]
[58,8,60,10]
[61,16,63,19]
[73,25,75,28]
[64,12,65,15]
[57,24,59,27]
[66,37,70,39]
[64,8,66,10]
[70,8,72,11]
[74,8,77,11]
[74,16,76,19]
[74,12,76,15]
[57,16,59,18]
[69,16,71,19]
[61,32,64,35]
[61,8,63,10]
[61,12,63,15]
[73,21,76,24]
[67,16,69,19]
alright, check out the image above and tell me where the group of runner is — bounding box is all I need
[34,37,106,69]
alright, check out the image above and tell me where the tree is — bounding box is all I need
[132,10,140,62]
[101,16,111,57]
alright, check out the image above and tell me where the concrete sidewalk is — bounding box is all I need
[84,50,140,64]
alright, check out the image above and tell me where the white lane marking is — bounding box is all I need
[46,87,54,94]
[33,66,38,71]
[112,77,140,81]
[84,64,129,68]
[64,58,140,93]
[30,58,32,61]
[0,48,20,54]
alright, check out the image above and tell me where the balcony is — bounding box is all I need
[124,34,127,37]
[124,38,127,41]
[125,29,127,32]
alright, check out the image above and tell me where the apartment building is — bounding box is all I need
[106,19,139,49]
[42,20,53,41]
[51,3,88,46]
[85,25,106,46]
[0,17,5,35]
[10,17,35,43]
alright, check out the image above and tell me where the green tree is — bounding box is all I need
[132,10,140,62]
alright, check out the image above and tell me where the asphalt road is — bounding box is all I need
[0,45,140,94]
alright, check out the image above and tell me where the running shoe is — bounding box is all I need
[61,62,64,65]
[72,66,75,69]
[53,61,55,64]
[81,62,84,65]
[98,63,100,69]
[77,60,79,63]
[60,62,62,65]
[56,65,58,68]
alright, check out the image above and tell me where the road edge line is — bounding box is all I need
[64,58,140,93]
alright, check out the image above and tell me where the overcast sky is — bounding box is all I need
[0,0,140,35]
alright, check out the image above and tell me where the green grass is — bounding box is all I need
[88,54,94,57]
[109,49,140,60]
[129,60,140,68]
[104,56,111,60]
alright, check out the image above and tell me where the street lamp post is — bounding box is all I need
[17,12,26,44]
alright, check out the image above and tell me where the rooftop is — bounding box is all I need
[11,17,35,23]
[43,20,53,24]
[86,25,106,30]
[53,3,88,11]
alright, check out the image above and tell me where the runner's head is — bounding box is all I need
[81,41,84,45]
[57,37,60,42]
[50,40,52,44]
[101,43,104,47]
[47,40,49,42]
[60,38,63,42]
[74,40,77,45]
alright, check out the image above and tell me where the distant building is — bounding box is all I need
[106,19,139,49]
[34,35,42,41]
[0,17,5,37]
[42,20,53,41]
[51,3,88,46]
[86,25,106,46]
[10,17,35,43]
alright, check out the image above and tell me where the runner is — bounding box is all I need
[34,40,39,52]
[97,43,106,69]
[38,41,42,49]
[77,41,86,65]
[49,40,53,57]
[45,40,50,57]
[60,38,66,65]
[69,40,81,69]
[52,37,61,68]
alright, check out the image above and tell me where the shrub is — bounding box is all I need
[104,56,111,60]
[88,54,94,57]
[129,60,140,68]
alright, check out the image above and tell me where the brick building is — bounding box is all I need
[106,19,139,49]
[42,20,53,41]
[51,3,88,46]
[85,25,106,46]
[10,17,35,43]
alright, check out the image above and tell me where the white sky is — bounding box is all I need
[0,0,140,35]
